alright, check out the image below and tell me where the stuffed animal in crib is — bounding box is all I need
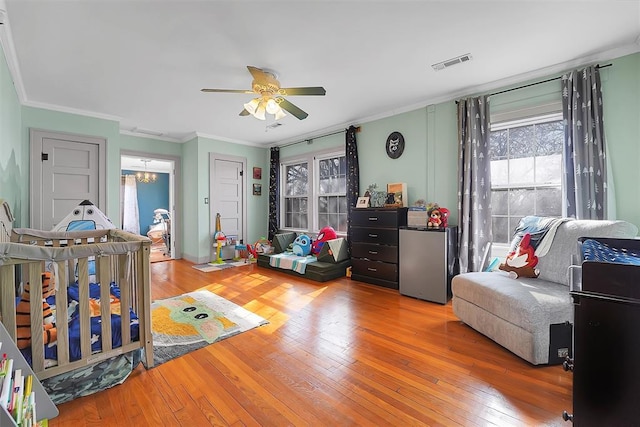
[292,234,312,256]
[15,272,58,349]
[311,226,338,255]
[499,233,540,279]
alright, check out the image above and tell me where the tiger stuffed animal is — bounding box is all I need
[15,271,57,349]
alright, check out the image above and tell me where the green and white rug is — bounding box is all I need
[151,289,268,366]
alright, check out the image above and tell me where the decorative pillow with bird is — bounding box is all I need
[499,233,540,279]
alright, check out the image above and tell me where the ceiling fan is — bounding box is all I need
[201,66,326,121]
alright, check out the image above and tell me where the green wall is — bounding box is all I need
[1,37,638,263]
[0,42,24,226]
[601,53,640,227]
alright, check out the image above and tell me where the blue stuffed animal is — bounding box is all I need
[292,234,312,256]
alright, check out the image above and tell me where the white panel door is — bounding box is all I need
[31,130,106,231]
[42,138,100,230]
[212,158,244,242]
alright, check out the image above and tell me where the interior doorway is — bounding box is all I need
[120,151,180,262]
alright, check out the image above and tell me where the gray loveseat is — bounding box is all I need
[451,219,638,365]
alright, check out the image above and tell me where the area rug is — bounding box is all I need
[151,289,268,366]
[192,259,252,272]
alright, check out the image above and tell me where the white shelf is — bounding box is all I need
[0,322,58,426]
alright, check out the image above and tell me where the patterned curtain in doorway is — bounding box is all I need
[562,65,608,219]
[268,147,280,241]
[457,96,492,273]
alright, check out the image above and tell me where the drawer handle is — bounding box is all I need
[368,250,378,255]
[368,233,378,238]
[368,217,378,221]
[367,267,378,272]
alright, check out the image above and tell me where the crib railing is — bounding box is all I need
[0,228,153,379]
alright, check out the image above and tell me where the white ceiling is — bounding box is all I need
[2,1,640,147]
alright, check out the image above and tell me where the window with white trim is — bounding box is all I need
[489,112,564,248]
[281,150,347,234]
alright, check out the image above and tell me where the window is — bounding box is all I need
[281,150,347,234]
[317,155,347,232]
[284,161,308,229]
[489,113,564,246]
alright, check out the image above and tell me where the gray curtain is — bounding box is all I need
[562,65,608,219]
[457,96,492,273]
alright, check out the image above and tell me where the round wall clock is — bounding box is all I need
[385,131,405,159]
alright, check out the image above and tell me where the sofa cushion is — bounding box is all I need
[537,220,638,286]
[452,271,573,334]
[272,231,297,253]
[317,237,349,263]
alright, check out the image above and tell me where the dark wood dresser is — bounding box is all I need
[350,207,408,289]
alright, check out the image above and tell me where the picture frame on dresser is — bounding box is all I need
[356,197,370,208]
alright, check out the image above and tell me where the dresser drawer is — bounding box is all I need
[351,227,398,245]
[351,242,398,263]
[351,259,397,282]
[351,209,400,228]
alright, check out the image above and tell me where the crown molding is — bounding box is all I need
[119,129,182,143]
[22,99,122,122]
[0,2,26,103]
[191,131,264,148]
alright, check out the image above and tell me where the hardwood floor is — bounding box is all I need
[48,260,572,426]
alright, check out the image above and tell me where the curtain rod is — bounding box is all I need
[487,63,612,98]
[278,127,357,149]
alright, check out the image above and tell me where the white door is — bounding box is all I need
[210,155,246,258]
[30,130,106,230]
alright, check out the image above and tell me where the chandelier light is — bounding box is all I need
[136,159,157,183]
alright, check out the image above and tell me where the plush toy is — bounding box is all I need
[499,233,540,278]
[311,226,338,255]
[15,272,57,349]
[292,234,312,256]
[427,206,450,228]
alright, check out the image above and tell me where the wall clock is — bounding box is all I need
[385,131,405,159]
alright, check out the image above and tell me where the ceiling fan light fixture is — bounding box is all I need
[265,98,279,114]
[243,98,260,115]
[274,108,287,121]
[255,101,266,120]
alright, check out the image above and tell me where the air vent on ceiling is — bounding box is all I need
[266,122,283,131]
[431,53,473,71]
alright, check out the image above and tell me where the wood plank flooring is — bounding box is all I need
[48,260,572,426]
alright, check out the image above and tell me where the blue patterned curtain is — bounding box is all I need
[457,96,492,273]
[562,65,608,219]
[268,147,280,241]
[345,126,359,252]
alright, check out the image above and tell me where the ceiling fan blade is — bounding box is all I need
[278,87,326,96]
[276,97,308,120]
[239,109,250,116]
[247,66,269,81]
[201,88,254,94]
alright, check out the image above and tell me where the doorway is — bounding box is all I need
[120,151,180,262]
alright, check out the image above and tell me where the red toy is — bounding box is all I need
[311,226,338,255]
[427,206,449,228]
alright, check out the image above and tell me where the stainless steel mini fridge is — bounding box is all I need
[399,226,458,304]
